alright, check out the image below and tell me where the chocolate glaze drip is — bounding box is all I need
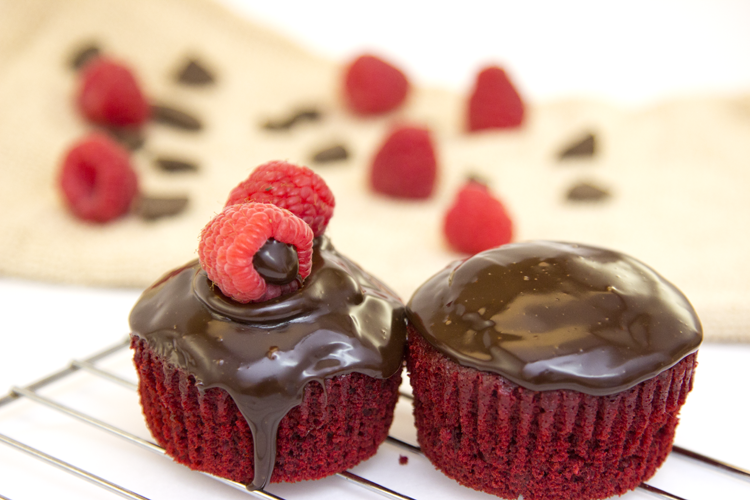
[407,241,701,395]
[129,237,407,489]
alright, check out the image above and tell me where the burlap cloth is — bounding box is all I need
[0,0,748,342]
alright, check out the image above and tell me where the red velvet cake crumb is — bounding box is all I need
[406,330,697,500]
[132,337,401,485]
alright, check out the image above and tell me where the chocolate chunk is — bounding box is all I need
[154,157,199,173]
[102,126,145,151]
[134,195,189,220]
[559,132,596,159]
[465,173,490,187]
[311,144,349,163]
[252,238,299,285]
[175,58,215,86]
[263,108,322,131]
[69,42,101,70]
[566,181,610,202]
[150,104,202,131]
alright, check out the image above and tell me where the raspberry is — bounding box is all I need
[198,203,314,303]
[225,161,335,237]
[370,126,437,199]
[443,179,513,254]
[77,57,150,127]
[344,54,409,115]
[59,133,139,223]
[467,66,524,132]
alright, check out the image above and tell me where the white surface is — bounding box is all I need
[0,280,748,500]
[222,0,750,106]
[1,1,750,498]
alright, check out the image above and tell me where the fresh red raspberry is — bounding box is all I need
[225,161,335,237]
[444,179,513,254]
[344,54,409,115]
[467,66,524,132]
[59,133,139,223]
[370,126,437,199]
[77,57,150,127]
[198,203,314,303]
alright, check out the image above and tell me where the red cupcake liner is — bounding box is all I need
[406,329,697,500]
[131,336,401,485]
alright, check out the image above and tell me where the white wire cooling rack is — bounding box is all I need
[1,337,748,500]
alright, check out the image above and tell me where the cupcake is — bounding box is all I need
[130,162,407,490]
[406,241,701,500]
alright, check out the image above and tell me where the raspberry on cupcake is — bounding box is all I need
[224,160,335,237]
[406,241,701,500]
[130,161,407,489]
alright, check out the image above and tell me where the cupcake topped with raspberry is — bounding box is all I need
[129,161,407,489]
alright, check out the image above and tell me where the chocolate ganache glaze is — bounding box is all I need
[408,241,701,395]
[130,236,407,489]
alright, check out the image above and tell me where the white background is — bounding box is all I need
[222,0,750,106]
[1,1,749,499]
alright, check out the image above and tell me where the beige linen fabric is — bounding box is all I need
[0,0,748,341]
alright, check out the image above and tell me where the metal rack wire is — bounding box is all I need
[1,338,748,500]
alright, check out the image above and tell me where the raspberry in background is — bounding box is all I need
[59,133,139,223]
[370,126,437,199]
[225,161,335,237]
[444,179,513,254]
[468,66,524,131]
[199,203,314,303]
[77,57,150,127]
[344,54,409,115]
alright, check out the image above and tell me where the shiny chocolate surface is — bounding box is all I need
[408,241,702,395]
[130,236,407,489]
[252,238,299,285]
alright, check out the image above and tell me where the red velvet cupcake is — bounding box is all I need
[406,241,701,500]
[129,163,407,490]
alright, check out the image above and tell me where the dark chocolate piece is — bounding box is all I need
[558,132,596,159]
[70,42,101,70]
[566,181,610,201]
[263,108,321,131]
[407,241,702,396]
[102,126,145,151]
[311,144,349,163]
[150,104,202,131]
[133,195,189,220]
[175,58,215,85]
[465,173,490,187]
[154,157,199,173]
[252,238,299,285]
[130,237,407,489]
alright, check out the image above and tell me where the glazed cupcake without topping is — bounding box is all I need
[406,241,701,500]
